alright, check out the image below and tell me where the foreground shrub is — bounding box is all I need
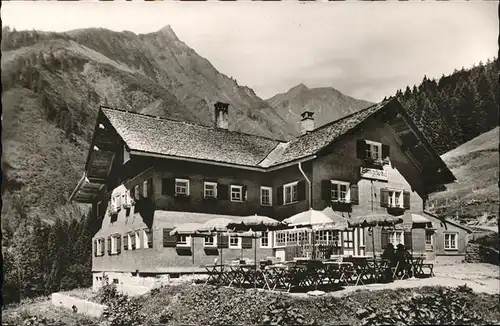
[361,284,499,326]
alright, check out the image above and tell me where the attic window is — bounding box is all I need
[365,140,382,161]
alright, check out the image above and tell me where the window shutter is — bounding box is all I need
[107,237,111,255]
[218,184,229,200]
[381,230,389,249]
[163,228,177,247]
[116,236,121,255]
[356,140,367,159]
[130,232,136,250]
[242,237,252,249]
[350,184,359,205]
[242,185,248,201]
[380,188,389,207]
[218,234,229,248]
[403,191,411,210]
[277,186,284,205]
[321,180,331,200]
[403,231,412,250]
[162,178,175,196]
[382,144,390,161]
[123,235,129,250]
[93,240,97,257]
[297,180,306,201]
[148,178,154,197]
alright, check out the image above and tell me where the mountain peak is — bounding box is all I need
[290,83,309,92]
[157,25,178,40]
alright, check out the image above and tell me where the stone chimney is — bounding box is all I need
[300,110,315,135]
[214,102,229,129]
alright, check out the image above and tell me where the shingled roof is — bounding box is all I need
[102,108,281,167]
[101,99,390,169]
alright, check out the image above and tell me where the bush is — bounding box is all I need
[360,285,499,326]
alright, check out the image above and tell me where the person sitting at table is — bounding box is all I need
[382,243,395,262]
[394,244,410,277]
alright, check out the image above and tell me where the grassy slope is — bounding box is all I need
[428,127,499,226]
[1,27,296,224]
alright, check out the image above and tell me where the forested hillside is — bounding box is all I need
[392,58,499,155]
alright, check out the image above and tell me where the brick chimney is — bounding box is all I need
[300,110,315,135]
[214,102,229,129]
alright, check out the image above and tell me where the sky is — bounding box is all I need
[2,1,498,102]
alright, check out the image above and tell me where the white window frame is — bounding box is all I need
[260,186,272,206]
[229,236,241,248]
[330,180,350,203]
[204,182,217,199]
[260,231,271,248]
[283,181,298,205]
[177,235,191,247]
[365,140,382,161]
[230,185,243,202]
[175,178,190,196]
[142,229,149,249]
[96,238,105,256]
[388,190,404,208]
[203,235,217,247]
[111,234,119,254]
[135,230,141,250]
[275,231,286,248]
[143,180,149,198]
[389,231,404,246]
[444,233,458,250]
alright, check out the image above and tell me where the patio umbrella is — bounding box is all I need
[227,214,286,232]
[198,218,234,265]
[228,214,285,268]
[283,208,350,259]
[170,223,205,276]
[348,213,404,259]
[228,214,284,290]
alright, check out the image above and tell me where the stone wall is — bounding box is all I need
[51,293,107,318]
[465,243,500,265]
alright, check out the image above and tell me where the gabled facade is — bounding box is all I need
[71,98,467,290]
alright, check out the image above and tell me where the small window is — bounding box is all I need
[134,185,140,200]
[127,233,133,250]
[142,229,153,249]
[330,181,350,203]
[96,238,105,256]
[260,231,270,248]
[177,235,191,247]
[275,232,286,247]
[260,186,272,206]
[229,236,241,248]
[143,180,148,198]
[230,185,243,202]
[204,182,217,198]
[111,235,118,254]
[389,231,404,246]
[204,235,216,247]
[175,179,190,196]
[388,191,403,208]
[113,278,119,284]
[444,233,458,250]
[283,182,298,205]
[365,140,382,161]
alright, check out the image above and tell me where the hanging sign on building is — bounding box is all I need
[360,167,388,181]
